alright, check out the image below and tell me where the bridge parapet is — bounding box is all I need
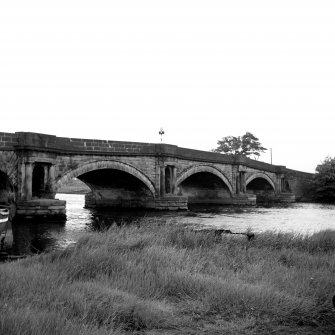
[0,132,18,149]
[9,132,285,173]
[14,132,156,154]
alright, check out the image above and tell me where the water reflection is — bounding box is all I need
[12,220,66,254]
[6,194,335,255]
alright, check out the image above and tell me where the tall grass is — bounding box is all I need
[1,222,335,334]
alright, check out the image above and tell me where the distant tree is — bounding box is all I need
[212,132,267,159]
[313,156,335,202]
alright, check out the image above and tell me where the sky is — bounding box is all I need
[1,1,335,173]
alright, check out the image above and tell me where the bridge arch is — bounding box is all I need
[177,165,233,194]
[55,160,156,196]
[246,172,276,191]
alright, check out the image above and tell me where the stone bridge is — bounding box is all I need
[0,132,313,218]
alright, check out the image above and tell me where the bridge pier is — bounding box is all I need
[24,162,33,200]
[15,199,66,219]
[273,174,295,203]
[230,166,256,205]
[15,157,65,219]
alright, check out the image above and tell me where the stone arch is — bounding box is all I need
[177,165,233,194]
[246,172,276,191]
[55,160,156,196]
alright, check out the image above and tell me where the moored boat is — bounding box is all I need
[0,206,10,249]
[0,206,9,227]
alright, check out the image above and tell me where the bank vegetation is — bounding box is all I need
[1,222,335,334]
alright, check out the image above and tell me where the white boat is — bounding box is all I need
[0,206,10,250]
[0,207,9,231]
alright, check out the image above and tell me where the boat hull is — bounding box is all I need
[0,207,9,231]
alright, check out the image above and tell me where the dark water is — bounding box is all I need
[5,193,335,255]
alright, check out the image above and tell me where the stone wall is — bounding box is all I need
[15,131,155,154]
[284,168,314,201]
[0,132,18,149]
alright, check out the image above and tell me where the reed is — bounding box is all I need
[1,221,334,334]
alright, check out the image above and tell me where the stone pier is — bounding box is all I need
[15,199,66,219]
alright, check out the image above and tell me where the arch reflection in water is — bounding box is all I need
[12,219,66,255]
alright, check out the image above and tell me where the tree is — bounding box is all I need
[212,132,267,159]
[314,156,335,202]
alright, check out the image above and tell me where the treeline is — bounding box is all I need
[309,156,335,203]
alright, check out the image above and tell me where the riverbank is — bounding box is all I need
[57,178,90,194]
[1,222,335,335]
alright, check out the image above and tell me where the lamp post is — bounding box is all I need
[159,127,165,142]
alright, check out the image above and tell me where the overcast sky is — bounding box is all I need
[1,1,334,173]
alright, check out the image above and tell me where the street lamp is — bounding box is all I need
[159,127,165,142]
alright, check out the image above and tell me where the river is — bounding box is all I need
[5,193,335,255]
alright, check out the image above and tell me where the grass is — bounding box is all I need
[1,222,335,334]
